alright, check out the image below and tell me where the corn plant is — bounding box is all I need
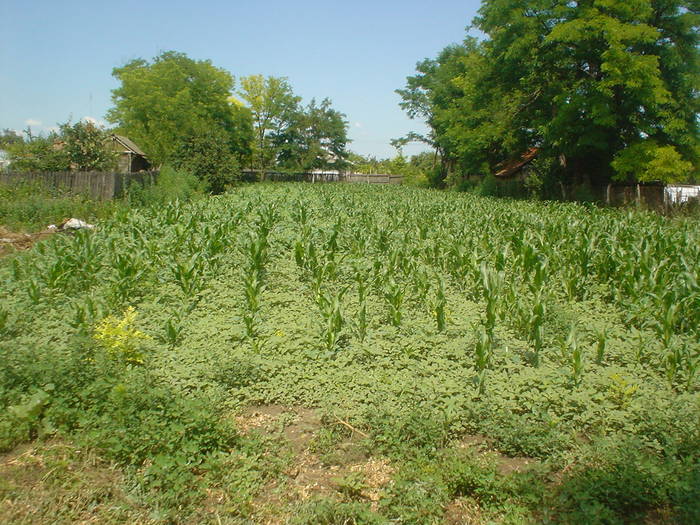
[566,327,584,385]
[595,328,607,365]
[434,278,446,332]
[526,293,547,366]
[355,301,368,342]
[383,279,405,327]
[162,316,183,347]
[474,326,493,394]
[171,256,204,297]
[317,289,346,351]
[480,263,503,336]
[27,279,41,304]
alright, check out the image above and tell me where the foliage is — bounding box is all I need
[108,51,252,170]
[6,121,116,172]
[274,98,350,172]
[398,0,700,189]
[239,74,301,173]
[93,306,149,365]
[125,165,203,206]
[59,121,117,171]
[172,124,242,193]
[0,178,122,231]
[0,129,22,148]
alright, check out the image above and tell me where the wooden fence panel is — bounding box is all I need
[0,171,159,200]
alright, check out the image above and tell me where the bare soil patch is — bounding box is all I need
[238,405,394,520]
[0,226,55,256]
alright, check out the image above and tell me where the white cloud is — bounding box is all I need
[354,122,363,128]
[25,118,42,127]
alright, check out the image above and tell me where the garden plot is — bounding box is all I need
[1,184,698,523]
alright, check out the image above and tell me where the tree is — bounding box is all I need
[399,0,700,189]
[0,129,22,149]
[108,51,252,173]
[238,75,301,175]
[59,121,117,171]
[274,98,350,172]
[6,121,115,172]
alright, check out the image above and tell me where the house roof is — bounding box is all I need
[111,135,147,157]
[495,147,539,178]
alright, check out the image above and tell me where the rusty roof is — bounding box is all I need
[494,147,539,178]
[111,135,147,157]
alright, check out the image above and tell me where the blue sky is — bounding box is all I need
[0,0,481,159]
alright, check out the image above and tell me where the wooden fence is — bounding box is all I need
[0,171,159,200]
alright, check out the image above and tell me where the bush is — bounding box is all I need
[125,165,202,206]
[478,173,499,197]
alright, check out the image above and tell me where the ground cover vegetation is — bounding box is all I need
[398,0,699,191]
[1,183,698,523]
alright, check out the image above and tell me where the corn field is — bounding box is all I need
[1,183,699,522]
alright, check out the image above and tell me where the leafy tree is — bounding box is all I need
[238,75,301,175]
[5,134,70,172]
[59,121,117,171]
[6,121,115,172]
[108,51,252,173]
[274,98,350,172]
[0,129,22,149]
[173,124,241,193]
[399,0,700,189]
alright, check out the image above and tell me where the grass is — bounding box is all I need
[0,183,698,523]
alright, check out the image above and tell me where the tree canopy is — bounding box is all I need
[5,121,116,172]
[398,0,699,188]
[107,51,253,175]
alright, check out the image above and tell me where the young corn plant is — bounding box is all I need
[473,326,493,394]
[242,270,265,338]
[383,279,405,327]
[172,256,204,297]
[434,278,446,332]
[161,315,183,347]
[480,263,503,337]
[566,327,584,385]
[528,293,547,367]
[317,290,346,351]
[595,328,608,365]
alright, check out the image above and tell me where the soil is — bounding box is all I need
[236,405,393,520]
[458,434,540,475]
[0,226,55,257]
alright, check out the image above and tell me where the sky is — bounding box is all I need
[0,0,482,159]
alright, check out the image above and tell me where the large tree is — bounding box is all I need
[238,75,301,175]
[107,51,252,174]
[399,0,699,188]
[273,98,350,172]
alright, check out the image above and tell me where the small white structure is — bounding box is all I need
[0,150,10,171]
[666,185,700,205]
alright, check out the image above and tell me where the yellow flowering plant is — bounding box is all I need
[93,307,150,365]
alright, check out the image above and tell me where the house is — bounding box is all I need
[109,135,150,173]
